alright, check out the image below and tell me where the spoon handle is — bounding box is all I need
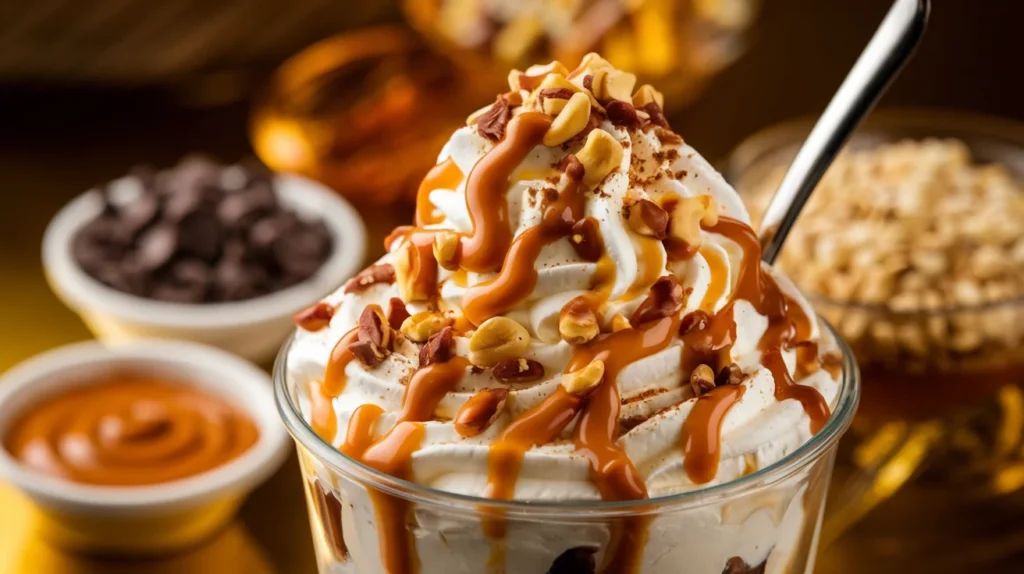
[758,0,930,265]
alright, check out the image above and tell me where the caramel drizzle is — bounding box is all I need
[360,422,426,574]
[680,384,746,484]
[324,328,359,396]
[462,150,585,326]
[415,158,463,227]
[339,403,384,459]
[407,231,442,303]
[459,112,553,274]
[310,380,339,443]
[620,236,666,302]
[397,357,472,423]
[569,315,681,503]
[698,246,728,312]
[485,387,585,503]
[329,350,468,574]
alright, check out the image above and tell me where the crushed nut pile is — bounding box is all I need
[744,139,1024,362]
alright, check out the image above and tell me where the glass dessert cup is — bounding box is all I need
[728,109,1024,572]
[274,321,859,574]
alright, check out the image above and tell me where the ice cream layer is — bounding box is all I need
[288,54,842,574]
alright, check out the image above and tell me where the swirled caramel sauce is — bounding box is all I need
[5,375,258,486]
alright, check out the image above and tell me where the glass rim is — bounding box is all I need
[727,106,1024,317]
[275,319,860,518]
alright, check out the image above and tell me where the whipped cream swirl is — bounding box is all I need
[288,54,842,574]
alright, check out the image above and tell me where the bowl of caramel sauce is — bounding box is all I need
[0,340,289,554]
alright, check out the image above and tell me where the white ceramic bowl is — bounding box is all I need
[42,173,367,363]
[0,339,291,554]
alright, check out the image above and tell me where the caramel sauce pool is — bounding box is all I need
[5,376,258,487]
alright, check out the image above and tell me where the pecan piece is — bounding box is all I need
[631,275,684,326]
[349,340,386,368]
[605,100,639,129]
[569,217,603,262]
[493,358,545,383]
[641,102,669,129]
[476,94,512,141]
[343,263,395,294]
[386,297,410,331]
[293,301,334,332]
[419,326,455,367]
[716,363,744,387]
[358,304,391,351]
[454,388,508,438]
[679,310,711,335]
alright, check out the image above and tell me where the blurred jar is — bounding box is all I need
[251,26,493,208]
[729,109,1024,573]
[403,0,759,112]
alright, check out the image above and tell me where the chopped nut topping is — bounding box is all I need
[468,317,532,367]
[394,241,433,302]
[419,326,455,367]
[631,276,684,326]
[543,92,592,147]
[561,359,606,396]
[401,311,453,343]
[632,84,665,109]
[293,302,335,332]
[349,340,386,368]
[386,297,410,331]
[586,69,637,102]
[667,195,719,251]
[432,231,461,271]
[605,100,639,129]
[641,102,669,129]
[625,197,669,239]
[358,304,391,351]
[559,297,600,345]
[493,358,545,383]
[454,388,509,438]
[576,129,623,186]
[716,363,744,387]
[475,95,513,141]
[343,263,395,294]
[569,217,604,262]
[690,364,716,396]
[679,310,711,335]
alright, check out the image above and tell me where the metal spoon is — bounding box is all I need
[758,0,931,264]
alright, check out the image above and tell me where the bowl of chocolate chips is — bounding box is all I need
[43,155,366,363]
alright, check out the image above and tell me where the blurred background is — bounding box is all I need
[1,0,1022,572]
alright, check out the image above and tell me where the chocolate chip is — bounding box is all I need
[178,210,222,262]
[547,547,597,574]
[117,193,160,241]
[219,184,277,229]
[136,224,178,271]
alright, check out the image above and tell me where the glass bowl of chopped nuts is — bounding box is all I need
[729,109,1024,572]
